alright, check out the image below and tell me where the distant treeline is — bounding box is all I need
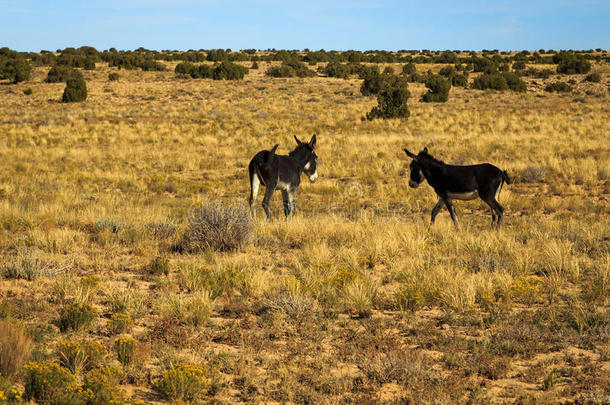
[1,46,605,84]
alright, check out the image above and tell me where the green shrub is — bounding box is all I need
[212,61,248,80]
[323,61,350,79]
[421,74,451,102]
[84,58,96,70]
[23,361,78,404]
[62,75,87,103]
[472,73,508,91]
[57,303,97,331]
[584,72,601,82]
[512,61,526,71]
[250,61,259,69]
[402,62,416,76]
[108,72,120,81]
[46,66,82,83]
[266,60,316,78]
[545,81,572,93]
[366,77,410,120]
[23,88,33,95]
[502,72,527,92]
[555,52,591,74]
[155,364,213,402]
[524,68,553,79]
[1,58,31,83]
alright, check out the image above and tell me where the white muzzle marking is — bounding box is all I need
[409,180,419,188]
[309,171,318,182]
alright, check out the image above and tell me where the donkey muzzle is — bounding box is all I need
[309,171,318,182]
[408,180,419,188]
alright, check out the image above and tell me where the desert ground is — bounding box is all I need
[0,55,608,404]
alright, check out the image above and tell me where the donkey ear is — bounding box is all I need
[309,134,317,149]
[423,147,429,154]
[404,148,416,159]
[270,144,279,155]
[294,135,302,145]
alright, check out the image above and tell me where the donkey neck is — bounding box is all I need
[288,148,311,170]
[418,157,445,180]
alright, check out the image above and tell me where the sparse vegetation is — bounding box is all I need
[0,47,608,404]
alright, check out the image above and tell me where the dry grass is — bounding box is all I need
[0,59,608,403]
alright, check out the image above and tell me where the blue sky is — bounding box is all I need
[1,1,608,52]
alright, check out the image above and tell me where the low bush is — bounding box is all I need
[502,72,527,92]
[323,61,350,79]
[556,52,591,74]
[584,72,601,82]
[0,320,33,379]
[142,256,170,276]
[108,72,120,81]
[23,361,78,404]
[108,313,133,335]
[155,363,213,402]
[266,60,316,78]
[23,88,32,95]
[46,65,82,83]
[212,61,248,80]
[56,340,107,376]
[545,81,572,93]
[62,75,87,102]
[472,73,508,91]
[57,303,98,332]
[113,336,136,366]
[421,74,451,102]
[177,200,253,252]
[82,366,124,405]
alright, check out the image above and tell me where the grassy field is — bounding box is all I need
[0,60,609,404]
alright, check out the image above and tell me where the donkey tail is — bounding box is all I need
[502,170,512,185]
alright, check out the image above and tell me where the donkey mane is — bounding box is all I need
[418,151,446,166]
[288,144,313,158]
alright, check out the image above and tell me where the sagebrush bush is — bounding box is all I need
[23,361,78,404]
[62,75,87,102]
[545,81,572,93]
[421,74,451,102]
[178,200,253,252]
[0,320,33,379]
[155,363,213,402]
[584,72,601,82]
[57,303,98,332]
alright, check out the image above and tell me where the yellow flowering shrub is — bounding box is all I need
[511,275,544,305]
[113,336,136,366]
[56,340,107,375]
[108,313,133,335]
[155,364,212,402]
[23,361,78,404]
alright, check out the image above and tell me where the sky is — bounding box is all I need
[1,1,608,52]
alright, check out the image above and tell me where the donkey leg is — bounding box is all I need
[430,198,443,225]
[281,190,291,219]
[288,191,296,218]
[262,186,275,221]
[249,174,260,219]
[443,198,459,229]
[490,200,504,228]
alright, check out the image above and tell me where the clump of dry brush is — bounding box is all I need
[177,199,253,252]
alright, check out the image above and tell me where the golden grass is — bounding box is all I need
[0,61,608,403]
